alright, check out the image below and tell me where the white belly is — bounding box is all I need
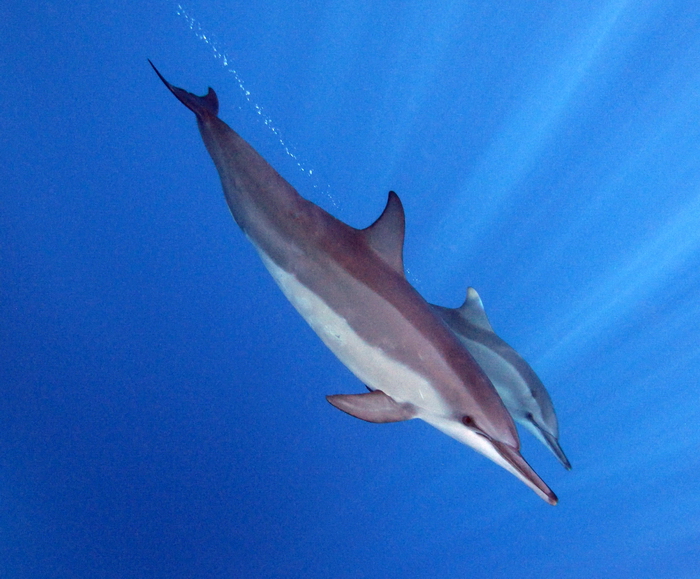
[256,249,448,415]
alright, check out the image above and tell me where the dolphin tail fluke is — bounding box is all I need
[327,391,416,423]
[149,60,219,119]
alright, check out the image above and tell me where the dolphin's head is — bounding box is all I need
[521,413,572,470]
[423,413,559,505]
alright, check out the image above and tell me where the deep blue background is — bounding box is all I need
[2,1,700,577]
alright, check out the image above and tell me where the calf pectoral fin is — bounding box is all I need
[326,390,416,423]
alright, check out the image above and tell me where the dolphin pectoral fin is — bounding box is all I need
[326,391,416,423]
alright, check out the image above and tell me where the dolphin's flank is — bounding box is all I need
[150,62,557,505]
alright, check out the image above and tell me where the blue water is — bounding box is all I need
[2,1,700,577]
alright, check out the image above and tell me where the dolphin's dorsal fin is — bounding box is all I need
[361,191,405,275]
[326,390,415,423]
[457,287,494,332]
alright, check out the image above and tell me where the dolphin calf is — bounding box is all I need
[430,287,571,469]
[150,63,557,504]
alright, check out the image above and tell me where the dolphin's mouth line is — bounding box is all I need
[490,438,558,505]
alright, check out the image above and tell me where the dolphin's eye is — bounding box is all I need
[462,415,476,428]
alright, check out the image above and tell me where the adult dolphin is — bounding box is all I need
[150,63,557,505]
[431,288,571,469]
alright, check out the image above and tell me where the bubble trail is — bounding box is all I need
[176,4,337,208]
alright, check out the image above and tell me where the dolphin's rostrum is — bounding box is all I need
[150,62,557,504]
[431,288,570,469]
